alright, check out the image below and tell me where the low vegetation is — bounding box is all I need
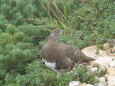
[0,0,114,85]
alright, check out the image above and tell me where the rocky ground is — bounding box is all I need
[69,42,115,86]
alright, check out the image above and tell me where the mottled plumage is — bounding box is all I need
[41,28,95,72]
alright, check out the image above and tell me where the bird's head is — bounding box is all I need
[49,28,64,41]
[51,28,64,36]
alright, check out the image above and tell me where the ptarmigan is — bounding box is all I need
[41,28,95,72]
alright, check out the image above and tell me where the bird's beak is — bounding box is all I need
[60,30,64,34]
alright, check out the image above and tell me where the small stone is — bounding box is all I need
[112,46,115,53]
[95,77,106,86]
[90,67,98,72]
[103,43,110,51]
[107,75,115,86]
[110,60,115,68]
[94,56,112,66]
[103,43,112,55]
[87,84,94,86]
[80,83,94,86]
[69,81,81,86]
[107,67,115,75]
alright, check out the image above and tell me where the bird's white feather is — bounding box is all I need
[42,58,58,72]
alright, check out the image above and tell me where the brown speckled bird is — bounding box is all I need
[41,28,95,72]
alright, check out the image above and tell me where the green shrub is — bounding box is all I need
[0,0,114,85]
[0,25,34,72]
[3,60,106,86]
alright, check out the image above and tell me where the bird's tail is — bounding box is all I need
[83,56,95,63]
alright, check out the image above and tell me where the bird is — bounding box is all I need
[41,28,95,73]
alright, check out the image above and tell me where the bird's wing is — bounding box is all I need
[63,44,95,63]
